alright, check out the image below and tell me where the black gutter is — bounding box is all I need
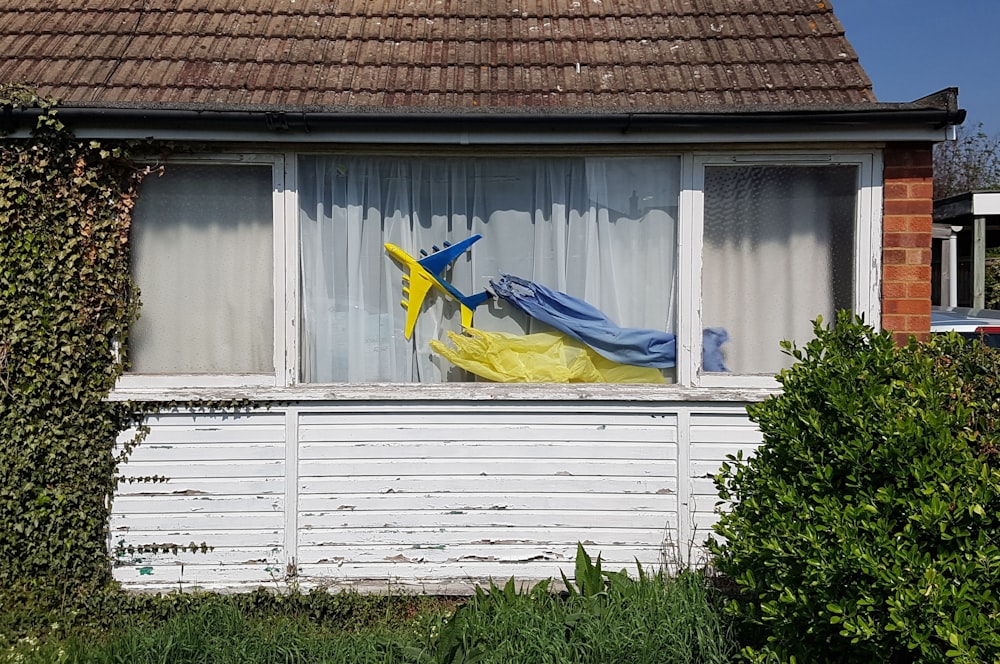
[1,95,966,136]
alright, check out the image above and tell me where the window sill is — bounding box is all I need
[107,381,779,404]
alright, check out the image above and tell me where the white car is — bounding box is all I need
[931,307,1000,348]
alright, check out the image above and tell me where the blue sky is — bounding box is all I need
[832,0,1000,135]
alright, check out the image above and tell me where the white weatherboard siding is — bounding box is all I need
[111,403,759,592]
[112,411,287,589]
[687,411,764,565]
[295,409,677,590]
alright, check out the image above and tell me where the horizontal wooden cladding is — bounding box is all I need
[300,425,676,444]
[297,529,674,576]
[117,476,284,496]
[300,459,674,479]
[298,526,671,548]
[686,412,761,554]
[295,557,671,585]
[112,512,284,532]
[299,476,675,495]
[298,410,678,430]
[297,508,675,530]
[112,530,282,548]
[117,460,284,480]
[299,440,674,461]
[296,413,677,514]
[113,564,284,587]
[111,519,286,584]
[114,495,283,514]
[688,413,760,499]
[127,443,284,462]
[139,427,287,444]
[117,413,286,472]
[298,493,668,513]
[298,544,662,566]
[293,561,626,584]
[107,404,762,589]
[690,511,722,539]
[688,412,761,499]
[688,412,763,446]
[124,415,285,446]
[117,413,288,528]
[113,547,284,567]
[138,411,286,429]
[296,407,677,570]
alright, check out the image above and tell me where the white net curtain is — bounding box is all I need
[298,155,681,383]
[128,158,857,383]
[129,164,274,374]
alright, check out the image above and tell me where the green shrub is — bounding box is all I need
[710,314,1000,663]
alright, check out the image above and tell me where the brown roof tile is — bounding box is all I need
[0,0,877,112]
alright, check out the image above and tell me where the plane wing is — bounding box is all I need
[399,265,435,340]
[417,235,483,276]
[384,236,489,340]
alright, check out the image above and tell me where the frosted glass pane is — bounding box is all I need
[702,165,856,374]
[129,164,274,374]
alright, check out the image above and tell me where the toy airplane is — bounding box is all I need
[384,235,490,339]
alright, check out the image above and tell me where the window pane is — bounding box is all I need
[298,156,680,383]
[702,165,856,374]
[129,164,274,374]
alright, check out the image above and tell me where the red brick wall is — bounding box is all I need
[882,143,934,344]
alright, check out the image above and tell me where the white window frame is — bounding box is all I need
[113,148,882,398]
[684,151,882,390]
[116,153,287,390]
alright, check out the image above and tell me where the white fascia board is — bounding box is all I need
[973,192,1000,216]
[68,125,952,145]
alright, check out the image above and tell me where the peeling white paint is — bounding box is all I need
[112,403,759,591]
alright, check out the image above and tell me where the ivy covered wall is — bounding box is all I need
[0,86,149,590]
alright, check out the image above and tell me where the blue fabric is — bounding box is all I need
[701,327,730,372]
[490,274,730,371]
[490,274,678,368]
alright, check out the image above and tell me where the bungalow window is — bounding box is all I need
[297,155,680,383]
[120,151,878,390]
[128,162,276,377]
[700,164,858,375]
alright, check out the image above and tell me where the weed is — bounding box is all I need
[429,544,738,664]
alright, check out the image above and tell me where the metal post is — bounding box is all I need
[974,217,986,309]
[948,226,961,307]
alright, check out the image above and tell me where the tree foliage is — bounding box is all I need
[933,123,1000,200]
[711,314,1000,663]
[0,84,150,590]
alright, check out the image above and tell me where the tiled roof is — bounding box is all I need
[0,0,876,112]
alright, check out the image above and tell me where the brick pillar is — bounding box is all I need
[882,143,934,344]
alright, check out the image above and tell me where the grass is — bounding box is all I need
[6,608,403,663]
[432,553,738,664]
[2,549,739,663]
[3,595,444,664]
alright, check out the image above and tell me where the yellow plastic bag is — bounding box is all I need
[430,328,665,383]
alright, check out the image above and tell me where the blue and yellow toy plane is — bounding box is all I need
[384,235,490,340]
